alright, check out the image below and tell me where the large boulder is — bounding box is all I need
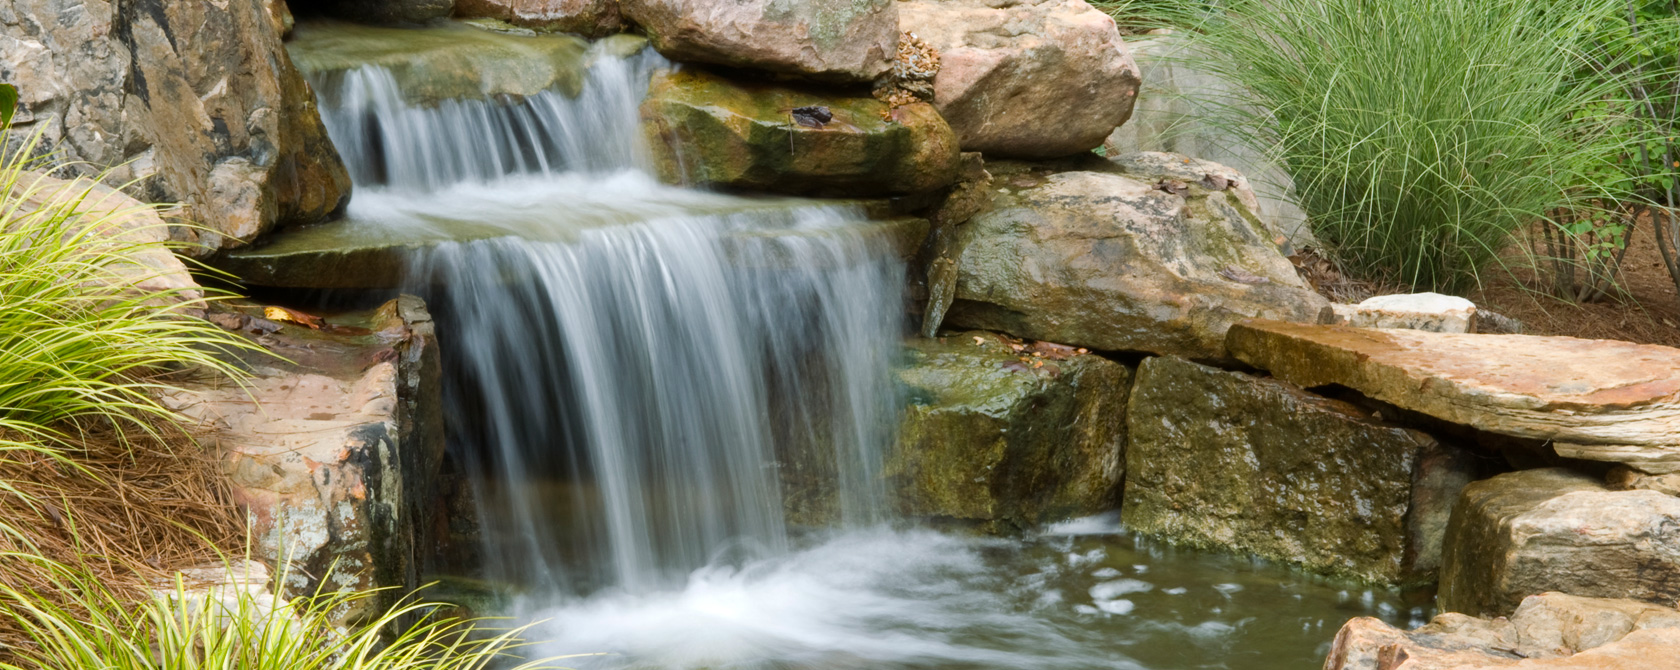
[1123,356,1474,583]
[641,68,961,196]
[884,332,1132,531]
[944,154,1330,359]
[453,0,623,35]
[160,297,444,623]
[2,0,351,255]
[1438,468,1680,618]
[1325,593,1680,669]
[1226,320,1680,473]
[312,0,455,24]
[622,0,897,82]
[898,0,1141,158]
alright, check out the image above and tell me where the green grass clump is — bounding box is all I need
[1157,0,1641,291]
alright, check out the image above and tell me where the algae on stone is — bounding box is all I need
[885,332,1133,531]
[1123,356,1473,584]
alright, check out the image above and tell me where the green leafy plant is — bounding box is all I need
[1165,0,1645,291]
[0,554,591,670]
[0,84,16,129]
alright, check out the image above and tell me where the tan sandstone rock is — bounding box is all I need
[898,0,1141,158]
[160,297,443,623]
[622,0,898,82]
[454,0,623,35]
[944,155,1329,360]
[1226,321,1680,473]
[6,171,198,303]
[1438,468,1680,618]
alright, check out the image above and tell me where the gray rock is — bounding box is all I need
[1123,356,1473,583]
[317,0,455,24]
[453,0,622,35]
[944,155,1330,360]
[622,0,897,82]
[1439,468,1680,617]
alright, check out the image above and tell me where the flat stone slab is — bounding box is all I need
[1227,320,1680,473]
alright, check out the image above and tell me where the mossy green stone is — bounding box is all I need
[641,69,961,197]
[288,20,590,106]
[885,332,1133,532]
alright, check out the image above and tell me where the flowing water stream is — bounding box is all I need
[293,22,1425,670]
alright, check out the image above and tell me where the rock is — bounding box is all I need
[640,68,961,196]
[943,155,1330,360]
[1324,594,1680,669]
[898,0,1141,158]
[3,0,351,255]
[1332,293,1479,333]
[621,0,897,82]
[314,0,455,24]
[159,297,444,623]
[1104,33,1313,250]
[288,20,592,106]
[918,152,993,337]
[453,0,622,35]
[154,561,286,630]
[1606,466,1680,497]
[1226,320,1680,473]
[7,171,199,304]
[884,332,1131,531]
[1123,356,1473,583]
[1438,468,1680,617]
[267,0,296,38]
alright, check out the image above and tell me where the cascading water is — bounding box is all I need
[295,23,1426,670]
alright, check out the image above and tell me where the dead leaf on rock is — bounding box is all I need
[263,306,324,329]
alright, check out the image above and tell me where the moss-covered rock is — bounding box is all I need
[641,68,961,197]
[885,332,1133,532]
[944,154,1330,360]
[1123,356,1474,584]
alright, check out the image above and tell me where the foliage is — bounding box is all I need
[1145,0,1648,291]
[0,85,15,129]
[0,555,589,670]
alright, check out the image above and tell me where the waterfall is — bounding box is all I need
[304,40,904,594]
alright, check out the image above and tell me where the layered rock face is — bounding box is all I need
[454,0,623,35]
[623,0,897,82]
[898,0,1141,158]
[160,297,443,622]
[2,0,351,255]
[944,155,1329,360]
[1227,320,1680,473]
[1326,593,1680,669]
[1124,356,1474,583]
[1438,468,1680,618]
[885,333,1132,531]
[641,68,961,196]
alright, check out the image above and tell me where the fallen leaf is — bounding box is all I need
[264,306,324,329]
[972,336,986,345]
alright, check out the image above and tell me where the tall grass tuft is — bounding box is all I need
[0,555,585,670]
[1164,0,1640,291]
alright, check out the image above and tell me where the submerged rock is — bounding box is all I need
[1325,593,1680,669]
[3,0,350,254]
[944,155,1330,360]
[641,68,961,196]
[898,0,1141,158]
[1123,356,1473,583]
[454,0,623,35]
[160,297,444,623]
[1227,320,1680,473]
[622,0,897,82]
[885,333,1132,531]
[288,20,592,106]
[1438,468,1680,618]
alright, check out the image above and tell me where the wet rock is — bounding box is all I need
[943,155,1330,360]
[641,68,961,197]
[288,20,591,106]
[898,0,1141,158]
[1123,356,1472,583]
[314,0,455,24]
[622,0,897,82]
[1438,468,1680,617]
[885,332,1131,531]
[1226,321,1680,473]
[3,0,351,255]
[159,297,444,623]
[918,152,992,338]
[1332,293,1479,333]
[1104,33,1313,251]
[1325,593,1680,669]
[453,0,622,35]
[8,171,199,304]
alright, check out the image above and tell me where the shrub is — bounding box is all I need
[1164,0,1642,291]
